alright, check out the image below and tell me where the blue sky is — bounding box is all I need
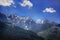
[0,0,60,23]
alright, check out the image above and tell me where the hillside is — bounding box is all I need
[37,24,60,40]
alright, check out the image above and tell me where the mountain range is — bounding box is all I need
[0,12,57,33]
[0,12,60,40]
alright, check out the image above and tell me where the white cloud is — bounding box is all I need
[0,0,14,6]
[43,8,56,13]
[20,0,33,8]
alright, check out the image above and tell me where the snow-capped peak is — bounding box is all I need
[24,26,29,30]
[35,19,44,24]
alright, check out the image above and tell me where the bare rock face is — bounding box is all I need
[0,13,7,22]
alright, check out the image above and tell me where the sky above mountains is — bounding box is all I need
[0,0,60,23]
